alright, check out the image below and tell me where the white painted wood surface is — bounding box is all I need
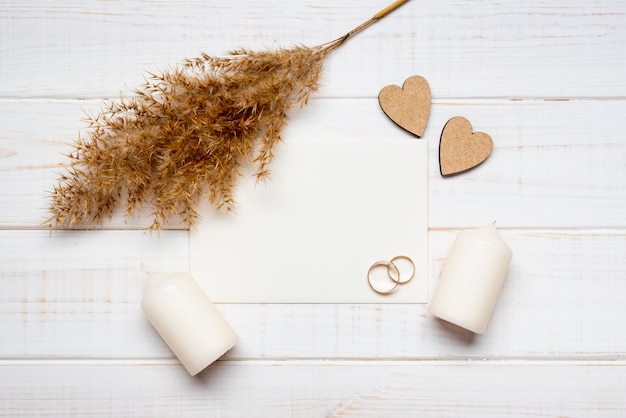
[1,0,625,416]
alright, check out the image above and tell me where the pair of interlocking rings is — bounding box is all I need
[367,255,415,295]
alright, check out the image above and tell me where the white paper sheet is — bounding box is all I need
[190,136,428,303]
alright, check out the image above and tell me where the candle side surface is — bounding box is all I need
[429,226,512,334]
[141,272,239,375]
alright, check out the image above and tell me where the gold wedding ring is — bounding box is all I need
[367,260,400,295]
[367,255,415,295]
[389,255,415,285]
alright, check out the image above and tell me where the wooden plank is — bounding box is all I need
[0,360,624,417]
[2,229,625,359]
[1,98,624,229]
[1,1,625,98]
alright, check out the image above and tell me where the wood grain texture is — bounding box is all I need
[0,361,625,417]
[1,230,625,360]
[1,98,624,229]
[1,0,625,416]
[0,1,625,98]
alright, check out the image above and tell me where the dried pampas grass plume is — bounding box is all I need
[46,0,409,231]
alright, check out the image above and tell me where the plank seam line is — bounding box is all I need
[1,358,625,366]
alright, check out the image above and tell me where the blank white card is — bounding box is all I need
[190,136,428,303]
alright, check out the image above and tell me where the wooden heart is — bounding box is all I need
[439,116,493,176]
[378,75,431,137]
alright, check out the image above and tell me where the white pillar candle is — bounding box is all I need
[429,225,512,334]
[141,272,238,375]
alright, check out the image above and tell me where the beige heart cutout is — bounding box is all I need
[439,116,493,176]
[378,75,431,137]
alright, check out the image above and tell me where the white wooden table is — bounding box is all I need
[1,1,625,416]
